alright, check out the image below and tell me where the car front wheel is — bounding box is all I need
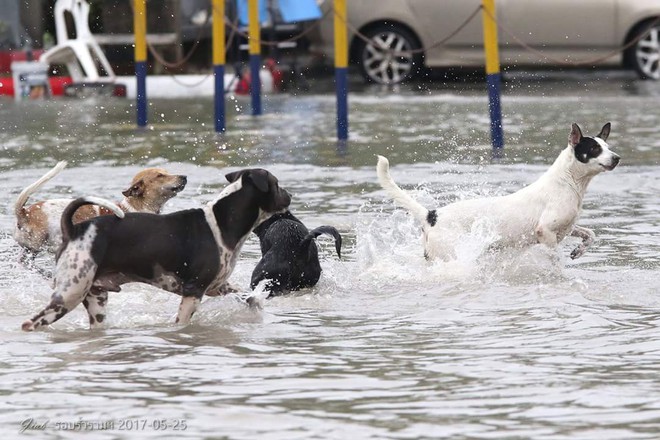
[630,21,660,80]
[354,24,423,84]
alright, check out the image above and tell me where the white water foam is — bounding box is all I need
[351,191,567,293]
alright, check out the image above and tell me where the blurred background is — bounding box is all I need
[2,0,659,85]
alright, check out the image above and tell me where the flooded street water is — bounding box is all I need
[1,71,660,438]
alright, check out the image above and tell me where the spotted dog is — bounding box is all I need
[377,123,620,261]
[21,168,291,331]
[251,210,342,294]
[14,162,187,255]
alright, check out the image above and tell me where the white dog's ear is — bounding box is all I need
[597,122,611,141]
[569,123,583,147]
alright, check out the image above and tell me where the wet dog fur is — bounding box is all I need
[377,123,620,261]
[21,168,291,331]
[14,162,187,255]
[251,210,342,294]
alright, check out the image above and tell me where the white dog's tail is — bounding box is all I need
[61,196,125,242]
[14,161,68,218]
[376,155,429,223]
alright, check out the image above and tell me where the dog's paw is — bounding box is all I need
[570,246,586,260]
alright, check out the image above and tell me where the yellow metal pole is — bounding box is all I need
[133,0,147,63]
[213,0,226,65]
[213,0,226,132]
[133,0,147,126]
[248,0,262,115]
[481,0,504,153]
[333,0,348,69]
[248,0,261,56]
[482,0,500,75]
[334,0,348,140]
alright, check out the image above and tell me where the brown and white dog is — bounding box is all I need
[14,161,187,255]
[21,168,291,331]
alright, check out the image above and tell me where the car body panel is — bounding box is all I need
[309,0,660,76]
[407,0,485,66]
[499,0,617,47]
[617,0,660,41]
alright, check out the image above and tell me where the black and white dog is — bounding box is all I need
[251,210,342,294]
[22,168,291,331]
[377,123,620,261]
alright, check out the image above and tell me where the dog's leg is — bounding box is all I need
[423,229,456,261]
[535,224,558,249]
[22,245,98,331]
[175,296,201,325]
[82,287,109,329]
[19,248,37,266]
[250,258,270,290]
[21,277,94,331]
[569,225,596,259]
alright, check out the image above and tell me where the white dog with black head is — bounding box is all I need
[377,123,620,261]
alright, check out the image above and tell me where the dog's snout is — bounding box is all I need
[611,154,620,168]
[601,153,620,171]
[279,189,292,208]
[170,175,187,192]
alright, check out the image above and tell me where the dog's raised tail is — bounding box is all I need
[376,155,429,223]
[14,161,68,218]
[302,226,342,259]
[61,197,124,242]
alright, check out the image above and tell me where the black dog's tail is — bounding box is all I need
[61,196,125,242]
[300,226,342,259]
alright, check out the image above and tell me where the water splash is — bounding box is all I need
[353,194,566,293]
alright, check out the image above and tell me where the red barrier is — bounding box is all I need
[0,76,73,97]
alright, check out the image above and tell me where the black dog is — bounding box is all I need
[22,168,291,331]
[251,211,342,294]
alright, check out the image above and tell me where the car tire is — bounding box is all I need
[354,24,423,84]
[628,20,660,80]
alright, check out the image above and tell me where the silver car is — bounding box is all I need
[311,0,660,84]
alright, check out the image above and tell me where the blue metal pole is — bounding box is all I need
[214,65,226,132]
[486,72,503,150]
[136,61,147,127]
[335,67,348,140]
[334,0,348,141]
[250,54,262,116]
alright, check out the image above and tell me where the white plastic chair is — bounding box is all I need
[39,0,115,82]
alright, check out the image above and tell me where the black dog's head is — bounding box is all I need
[250,209,342,294]
[225,169,291,214]
[253,210,300,239]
